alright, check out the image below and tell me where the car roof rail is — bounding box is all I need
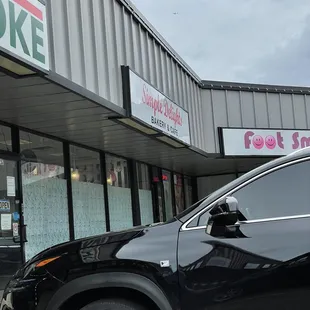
[288,146,310,157]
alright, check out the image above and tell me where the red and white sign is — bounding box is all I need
[221,128,310,156]
[129,70,191,145]
[0,0,49,71]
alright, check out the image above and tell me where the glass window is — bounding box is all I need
[0,160,18,239]
[184,176,193,208]
[174,174,184,214]
[152,167,164,222]
[106,155,132,231]
[20,131,69,261]
[0,125,12,152]
[162,170,174,221]
[233,161,310,220]
[70,145,106,239]
[137,163,153,225]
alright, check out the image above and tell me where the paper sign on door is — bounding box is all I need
[13,223,19,237]
[1,214,12,230]
[7,176,16,197]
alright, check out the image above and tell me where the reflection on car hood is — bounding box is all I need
[25,223,166,266]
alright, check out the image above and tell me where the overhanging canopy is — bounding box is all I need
[0,71,270,176]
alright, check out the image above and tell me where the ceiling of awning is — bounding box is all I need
[0,71,270,176]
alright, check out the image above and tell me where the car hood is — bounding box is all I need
[25,222,166,267]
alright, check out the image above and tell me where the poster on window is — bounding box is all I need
[7,176,16,197]
[1,214,12,230]
[0,200,10,212]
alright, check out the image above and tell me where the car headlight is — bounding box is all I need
[23,256,61,278]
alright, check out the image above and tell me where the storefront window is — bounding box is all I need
[70,145,106,239]
[174,174,184,214]
[152,167,164,222]
[162,170,174,220]
[137,162,153,225]
[0,125,12,152]
[20,132,69,261]
[184,176,193,208]
[106,155,132,231]
[0,158,20,287]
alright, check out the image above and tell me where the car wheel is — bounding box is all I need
[80,298,147,310]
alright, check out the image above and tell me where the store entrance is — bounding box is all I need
[0,156,23,289]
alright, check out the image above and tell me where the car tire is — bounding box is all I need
[80,299,147,310]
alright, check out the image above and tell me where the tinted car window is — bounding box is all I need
[233,160,310,220]
[197,160,310,226]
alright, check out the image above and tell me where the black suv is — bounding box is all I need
[2,149,310,310]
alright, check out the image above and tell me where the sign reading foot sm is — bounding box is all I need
[0,0,49,72]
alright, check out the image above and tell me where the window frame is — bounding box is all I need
[181,157,310,231]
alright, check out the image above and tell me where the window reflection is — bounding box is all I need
[152,167,164,222]
[0,125,12,152]
[106,155,132,231]
[162,170,173,220]
[19,131,69,261]
[184,176,193,208]
[174,173,184,214]
[137,163,153,225]
[70,145,106,239]
[106,155,130,188]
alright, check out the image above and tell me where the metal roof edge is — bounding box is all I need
[117,0,310,95]
[202,79,310,94]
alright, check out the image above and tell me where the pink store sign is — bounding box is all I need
[129,69,191,145]
[220,128,310,156]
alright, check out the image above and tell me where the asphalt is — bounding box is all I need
[0,290,2,300]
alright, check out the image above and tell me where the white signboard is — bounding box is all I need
[6,176,15,196]
[0,0,49,71]
[129,70,191,145]
[221,128,310,156]
[1,213,12,230]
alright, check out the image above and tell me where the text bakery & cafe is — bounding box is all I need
[220,128,310,157]
[124,67,191,146]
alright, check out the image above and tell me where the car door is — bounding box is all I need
[178,158,310,310]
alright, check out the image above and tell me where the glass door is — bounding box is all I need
[0,158,22,289]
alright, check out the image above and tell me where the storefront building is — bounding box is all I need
[197,80,310,197]
[1,0,310,287]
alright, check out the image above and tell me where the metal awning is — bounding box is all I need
[0,71,270,176]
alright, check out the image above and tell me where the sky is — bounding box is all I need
[130,0,310,86]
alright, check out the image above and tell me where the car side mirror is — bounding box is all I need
[206,196,240,237]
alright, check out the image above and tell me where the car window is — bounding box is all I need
[197,160,310,226]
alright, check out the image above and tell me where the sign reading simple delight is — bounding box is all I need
[221,128,310,156]
[0,0,49,71]
[129,70,191,145]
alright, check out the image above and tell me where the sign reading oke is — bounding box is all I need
[0,0,49,71]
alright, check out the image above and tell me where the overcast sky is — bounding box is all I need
[130,0,310,86]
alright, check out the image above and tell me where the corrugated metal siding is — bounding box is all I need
[46,0,204,149]
[201,89,310,153]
